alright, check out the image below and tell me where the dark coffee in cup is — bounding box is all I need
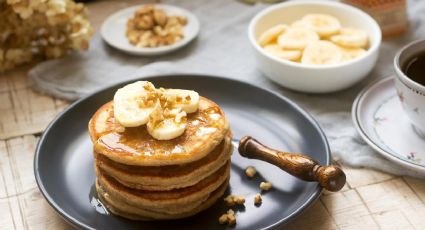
[403,52,425,86]
[394,39,425,137]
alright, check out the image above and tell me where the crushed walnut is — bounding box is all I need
[254,193,262,206]
[260,181,273,191]
[245,166,257,178]
[227,212,236,226]
[218,209,236,226]
[126,5,187,48]
[218,214,228,224]
[224,195,245,206]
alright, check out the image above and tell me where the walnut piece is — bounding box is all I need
[227,213,236,226]
[227,209,235,215]
[224,195,235,206]
[218,209,237,226]
[234,196,245,205]
[254,193,262,205]
[153,9,167,27]
[260,181,273,191]
[126,5,187,48]
[245,166,257,178]
[224,195,245,206]
[218,214,228,224]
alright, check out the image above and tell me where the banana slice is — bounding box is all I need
[291,20,306,28]
[301,41,343,65]
[147,106,187,140]
[277,27,319,50]
[300,14,341,37]
[160,89,200,113]
[330,28,368,48]
[113,81,201,140]
[258,24,288,46]
[339,47,367,61]
[113,81,159,127]
[263,44,302,61]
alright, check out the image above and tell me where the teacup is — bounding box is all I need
[394,39,425,138]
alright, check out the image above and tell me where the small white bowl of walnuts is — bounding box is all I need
[101,4,200,56]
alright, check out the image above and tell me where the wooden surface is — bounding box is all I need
[1,1,425,229]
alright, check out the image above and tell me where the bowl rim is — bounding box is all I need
[248,0,382,69]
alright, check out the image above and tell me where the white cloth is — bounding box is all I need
[29,0,425,178]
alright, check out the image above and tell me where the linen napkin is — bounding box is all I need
[29,0,425,178]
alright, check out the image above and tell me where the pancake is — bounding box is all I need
[95,161,230,211]
[88,97,230,166]
[89,91,232,220]
[97,178,229,220]
[95,132,233,191]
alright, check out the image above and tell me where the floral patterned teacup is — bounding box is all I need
[394,39,425,138]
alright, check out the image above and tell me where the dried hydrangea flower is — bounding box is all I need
[0,0,93,72]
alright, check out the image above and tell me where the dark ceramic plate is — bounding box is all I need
[34,74,330,230]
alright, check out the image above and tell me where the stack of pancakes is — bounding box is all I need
[88,97,232,220]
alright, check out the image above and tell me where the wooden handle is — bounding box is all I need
[238,136,346,192]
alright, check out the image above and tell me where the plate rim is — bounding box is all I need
[34,74,331,230]
[352,76,425,173]
[100,4,200,56]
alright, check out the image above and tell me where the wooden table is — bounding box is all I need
[1,1,425,229]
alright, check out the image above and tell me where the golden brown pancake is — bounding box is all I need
[97,178,229,220]
[95,132,232,191]
[95,162,230,211]
[89,93,232,220]
[88,97,230,166]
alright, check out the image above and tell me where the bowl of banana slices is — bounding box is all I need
[248,1,381,93]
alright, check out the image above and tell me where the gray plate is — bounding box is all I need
[34,74,330,230]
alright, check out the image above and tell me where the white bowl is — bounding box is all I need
[101,4,200,56]
[248,1,381,93]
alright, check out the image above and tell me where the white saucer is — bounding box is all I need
[352,77,425,173]
[100,4,200,56]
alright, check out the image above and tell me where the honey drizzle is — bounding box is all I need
[96,101,221,157]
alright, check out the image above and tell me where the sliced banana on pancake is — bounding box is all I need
[258,24,288,46]
[113,81,159,127]
[114,81,201,140]
[339,47,367,61]
[299,14,341,37]
[330,28,368,48]
[263,44,301,61]
[160,89,200,113]
[147,106,187,140]
[301,40,342,65]
[277,27,319,50]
